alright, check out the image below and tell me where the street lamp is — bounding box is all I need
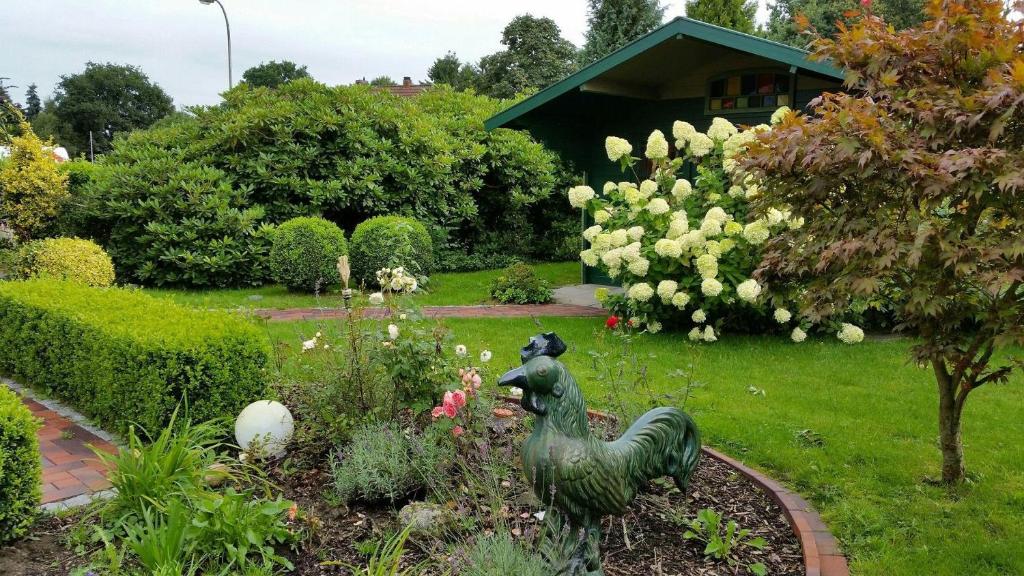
[199,0,232,90]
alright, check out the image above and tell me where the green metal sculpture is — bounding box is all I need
[499,333,702,575]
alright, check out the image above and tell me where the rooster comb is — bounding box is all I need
[520,332,567,363]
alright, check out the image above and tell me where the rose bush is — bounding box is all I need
[574,115,810,341]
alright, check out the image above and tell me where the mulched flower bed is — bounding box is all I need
[0,403,803,576]
[278,404,802,575]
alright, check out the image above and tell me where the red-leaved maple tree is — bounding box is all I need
[744,0,1024,484]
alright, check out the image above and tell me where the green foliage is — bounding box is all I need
[477,15,578,99]
[0,385,41,544]
[763,0,925,46]
[461,532,547,576]
[682,508,766,574]
[79,116,274,287]
[0,117,69,240]
[344,527,422,576]
[488,262,553,304]
[427,52,480,91]
[580,0,666,65]
[241,60,310,88]
[97,415,298,574]
[350,216,433,284]
[369,76,397,87]
[744,0,1024,484]
[331,421,448,504]
[23,84,40,120]
[0,279,270,435]
[15,237,115,287]
[269,216,347,292]
[685,0,756,33]
[52,62,174,156]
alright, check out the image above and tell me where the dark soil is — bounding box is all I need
[0,404,803,576]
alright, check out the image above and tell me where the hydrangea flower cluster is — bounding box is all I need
[569,114,861,344]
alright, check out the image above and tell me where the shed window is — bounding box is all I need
[706,71,792,114]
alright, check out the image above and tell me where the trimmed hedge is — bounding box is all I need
[16,237,116,287]
[0,280,271,435]
[269,216,348,293]
[0,385,41,544]
[350,216,433,284]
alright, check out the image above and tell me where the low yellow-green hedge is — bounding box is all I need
[0,280,270,435]
[0,385,40,544]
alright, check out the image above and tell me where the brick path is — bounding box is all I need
[259,303,607,322]
[21,396,117,505]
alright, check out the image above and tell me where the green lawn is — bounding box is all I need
[148,262,581,310]
[263,316,1024,576]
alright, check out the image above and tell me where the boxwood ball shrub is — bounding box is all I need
[488,262,553,304]
[15,237,116,287]
[350,216,433,284]
[0,385,41,544]
[269,216,348,292]
[0,280,270,435]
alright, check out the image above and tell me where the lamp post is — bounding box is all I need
[199,0,232,90]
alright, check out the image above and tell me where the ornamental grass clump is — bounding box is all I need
[574,116,815,341]
[742,0,1024,484]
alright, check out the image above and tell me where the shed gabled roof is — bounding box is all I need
[485,17,844,131]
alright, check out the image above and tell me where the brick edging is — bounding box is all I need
[701,447,850,576]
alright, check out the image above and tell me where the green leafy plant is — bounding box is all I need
[488,262,553,304]
[682,508,767,575]
[15,236,115,287]
[0,385,41,544]
[125,500,199,576]
[350,216,434,284]
[343,526,423,576]
[190,488,297,572]
[331,421,448,504]
[269,216,348,292]
[0,117,69,241]
[0,279,270,435]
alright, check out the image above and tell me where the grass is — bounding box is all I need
[263,315,1024,576]
[148,261,581,310]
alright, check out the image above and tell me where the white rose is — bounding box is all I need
[387,324,399,340]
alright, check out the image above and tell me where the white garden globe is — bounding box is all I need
[234,401,294,459]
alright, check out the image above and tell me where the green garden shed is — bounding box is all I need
[485,17,845,284]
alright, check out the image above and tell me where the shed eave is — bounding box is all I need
[484,17,844,131]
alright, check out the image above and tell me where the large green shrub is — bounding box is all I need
[0,385,41,544]
[74,82,572,287]
[269,216,347,292]
[350,216,433,284]
[15,237,116,287]
[0,119,69,241]
[78,117,275,287]
[0,280,270,435]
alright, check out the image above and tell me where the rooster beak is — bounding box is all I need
[498,366,527,389]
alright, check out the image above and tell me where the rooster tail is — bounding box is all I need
[672,414,701,492]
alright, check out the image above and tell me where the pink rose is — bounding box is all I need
[471,373,482,388]
[452,389,467,408]
[431,406,444,419]
[452,425,465,437]
[442,402,457,419]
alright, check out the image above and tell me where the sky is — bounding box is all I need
[1,0,771,109]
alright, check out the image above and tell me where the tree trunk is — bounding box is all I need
[934,359,965,484]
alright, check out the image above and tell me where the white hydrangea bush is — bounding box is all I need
[571,112,846,342]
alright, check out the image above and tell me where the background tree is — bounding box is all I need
[0,80,23,135]
[427,52,480,91]
[764,0,925,46]
[23,84,41,120]
[369,76,397,87]
[240,60,310,88]
[579,0,665,65]
[744,0,1024,485]
[476,15,578,99]
[29,100,61,143]
[52,62,173,157]
[685,0,757,33]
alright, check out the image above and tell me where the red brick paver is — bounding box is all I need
[258,303,607,322]
[22,397,117,505]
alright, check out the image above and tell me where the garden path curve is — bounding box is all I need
[258,303,607,322]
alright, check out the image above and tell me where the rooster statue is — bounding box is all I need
[498,333,701,575]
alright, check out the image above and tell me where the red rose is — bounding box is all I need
[606,315,619,329]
